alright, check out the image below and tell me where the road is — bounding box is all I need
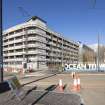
[18,72,105,105]
[4,72,105,105]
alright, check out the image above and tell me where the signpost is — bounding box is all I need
[0,0,3,82]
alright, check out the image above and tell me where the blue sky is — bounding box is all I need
[3,0,105,44]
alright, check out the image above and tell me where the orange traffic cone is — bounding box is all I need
[73,78,78,91]
[77,77,81,91]
[58,79,64,92]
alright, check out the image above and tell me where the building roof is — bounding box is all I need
[27,16,47,23]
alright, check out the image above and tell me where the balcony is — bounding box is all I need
[28,43,46,49]
[14,39,23,43]
[46,53,50,56]
[14,58,23,61]
[27,30,36,34]
[53,37,57,41]
[8,52,22,56]
[14,32,24,37]
[8,47,15,50]
[3,53,8,56]
[46,58,50,61]
[4,58,14,62]
[29,57,37,61]
[28,44,36,48]
[46,47,50,50]
[48,42,53,45]
[35,29,46,36]
[3,37,8,41]
[27,30,46,36]
[28,50,46,55]
[7,40,15,45]
[3,42,9,46]
[28,50,38,54]
[3,47,9,51]
[46,35,51,39]
[52,48,61,52]
[14,46,23,49]
[6,35,14,39]
[6,32,24,39]
[28,37,46,43]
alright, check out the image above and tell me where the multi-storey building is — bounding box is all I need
[3,16,79,71]
[79,43,95,64]
[89,44,105,64]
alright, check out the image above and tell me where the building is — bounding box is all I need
[3,16,79,71]
[89,44,105,64]
[78,43,95,64]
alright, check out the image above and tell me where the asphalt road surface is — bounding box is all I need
[3,72,105,105]
[19,72,105,105]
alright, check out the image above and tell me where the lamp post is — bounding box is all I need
[0,0,3,82]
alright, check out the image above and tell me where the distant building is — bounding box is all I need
[3,16,79,71]
[78,43,95,64]
[89,44,105,64]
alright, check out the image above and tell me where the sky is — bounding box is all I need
[3,0,105,45]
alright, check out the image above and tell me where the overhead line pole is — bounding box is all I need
[0,0,3,82]
[97,34,100,72]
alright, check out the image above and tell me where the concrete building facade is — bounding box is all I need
[89,44,105,64]
[79,44,95,64]
[3,16,79,71]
